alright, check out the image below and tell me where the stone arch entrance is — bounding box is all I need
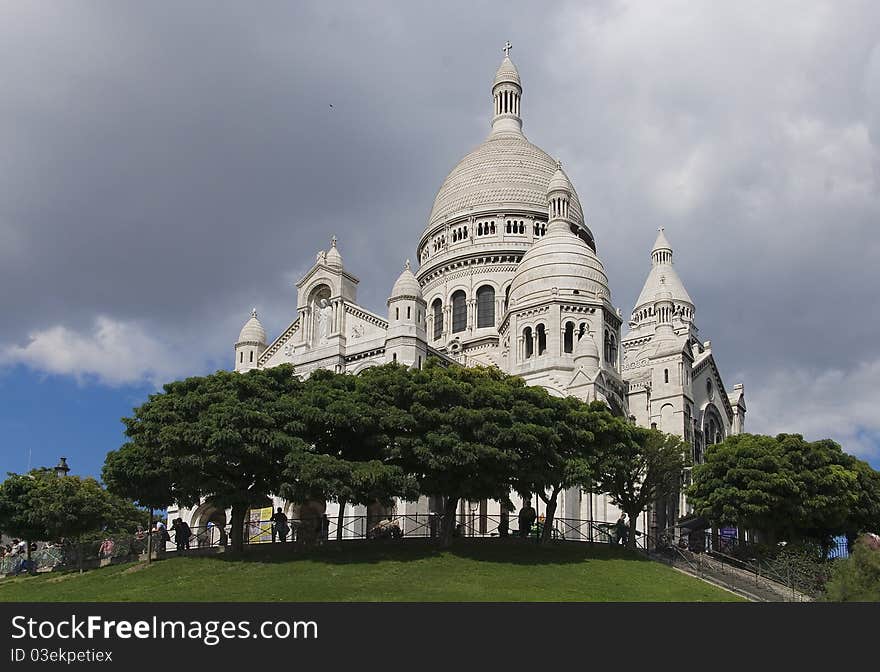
[189,502,228,547]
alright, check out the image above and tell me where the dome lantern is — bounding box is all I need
[491,41,523,136]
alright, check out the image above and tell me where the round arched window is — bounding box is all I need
[706,379,714,401]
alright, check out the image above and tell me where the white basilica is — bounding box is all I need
[174,48,746,540]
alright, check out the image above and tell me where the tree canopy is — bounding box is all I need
[0,469,147,547]
[280,367,418,540]
[106,364,307,551]
[687,433,880,546]
[594,426,689,548]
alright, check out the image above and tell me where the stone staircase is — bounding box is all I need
[649,547,812,602]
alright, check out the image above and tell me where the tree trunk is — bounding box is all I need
[25,539,35,575]
[627,514,639,550]
[146,508,153,564]
[439,496,459,548]
[336,499,347,542]
[230,503,247,553]
[540,490,560,544]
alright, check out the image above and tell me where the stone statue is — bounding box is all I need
[316,298,332,344]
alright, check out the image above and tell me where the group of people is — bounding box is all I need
[170,518,192,552]
[0,539,34,574]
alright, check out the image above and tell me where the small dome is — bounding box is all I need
[390,260,422,299]
[547,163,572,194]
[509,227,610,308]
[573,329,601,374]
[494,56,521,87]
[326,236,343,269]
[237,309,266,344]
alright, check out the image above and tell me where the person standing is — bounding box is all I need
[270,507,289,543]
[615,513,628,546]
[319,513,330,542]
[518,500,537,538]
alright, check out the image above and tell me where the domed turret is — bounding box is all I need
[508,161,610,309]
[573,326,601,375]
[386,260,427,368]
[238,309,266,344]
[390,260,422,299]
[325,235,343,269]
[235,309,267,372]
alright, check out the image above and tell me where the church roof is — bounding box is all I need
[390,260,422,299]
[633,229,693,311]
[494,56,521,87]
[547,162,572,194]
[238,309,266,344]
[424,48,592,246]
[325,236,343,269]
[426,134,589,236]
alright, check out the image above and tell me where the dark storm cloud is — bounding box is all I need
[2,2,879,457]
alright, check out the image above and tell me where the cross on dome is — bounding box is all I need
[503,41,512,57]
[330,235,337,248]
[405,259,411,271]
[251,308,257,318]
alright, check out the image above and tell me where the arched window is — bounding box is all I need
[604,330,617,366]
[476,285,495,328]
[664,369,669,384]
[536,323,547,355]
[239,352,243,363]
[407,306,411,319]
[432,298,443,340]
[504,285,511,312]
[396,307,399,320]
[578,322,587,340]
[524,327,533,359]
[451,290,467,333]
[563,322,575,354]
[249,350,253,363]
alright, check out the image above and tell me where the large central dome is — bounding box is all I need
[427,133,587,231]
[422,53,593,248]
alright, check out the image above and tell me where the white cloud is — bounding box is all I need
[743,358,880,461]
[2,316,185,387]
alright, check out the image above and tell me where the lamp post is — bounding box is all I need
[53,457,70,478]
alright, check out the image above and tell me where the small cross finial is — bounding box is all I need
[503,41,512,57]
[405,259,411,271]
[658,226,664,233]
[330,235,337,248]
[251,308,257,318]
[556,158,562,170]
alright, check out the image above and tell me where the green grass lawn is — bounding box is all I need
[0,540,742,602]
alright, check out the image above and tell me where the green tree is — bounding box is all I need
[383,361,521,547]
[595,426,689,549]
[688,433,880,547]
[280,368,417,541]
[823,536,880,601]
[114,365,307,552]
[511,392,620,543]
[0,469,147,572]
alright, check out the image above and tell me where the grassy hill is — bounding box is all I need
[0,540,742,602]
